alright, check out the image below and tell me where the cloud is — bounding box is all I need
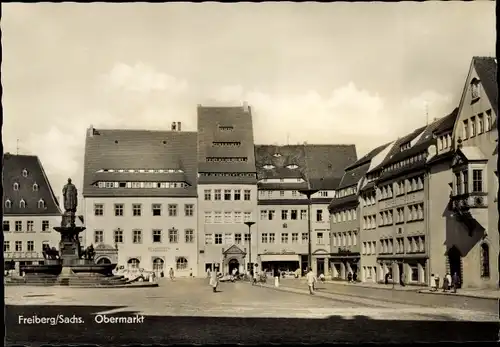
[100,62,188,94]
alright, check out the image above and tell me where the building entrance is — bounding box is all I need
[316,258,325,276]
[228,259,240,275]
[448,246,462,288]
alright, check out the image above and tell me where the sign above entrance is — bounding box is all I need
[148,247,170,252]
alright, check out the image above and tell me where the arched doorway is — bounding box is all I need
[153,258,165,277]
[127,258,140,270]
[96,257,111,264]
[448,246,462,288]
[228,258,240,275]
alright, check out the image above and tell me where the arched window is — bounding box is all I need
[5,199,12,208]
[480,243,490,278]
[33,183,39,191]
[22,169,28,177]
[176,256,188,270]
[96,257,111,264]
[153,258,165,272]
[127,258,140,269]
[19,199,26,208]
[38,199,46,209]
[13,183,19,191]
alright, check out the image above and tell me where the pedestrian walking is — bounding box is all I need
[400,273,406,287]
[446,273,452,291]
[385,272,390,285]
[169,267,175,281]
[435,273,440,290]
[430,273,437,291]
[452,272,460,293]
[353,272,357,282]
[442,274,449,292]
[252,265,259,285]
[209,268,219,293]
[273,267,280,287]
[347,272,352,283]
[306,267,316,295]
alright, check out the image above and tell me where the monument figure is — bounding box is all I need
[61,178,78,227]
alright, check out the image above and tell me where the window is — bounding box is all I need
[472,170,483,192]
[3,221,10,232]
[15,241,22,251]
[132,204,142,216]
[455,172,462,195]
[244,212,252,222]
[485,110,492,131]
[13,182,19,191]
[128,258,140,269]
[131,229,141,244]
[168,228,178,243]
[300,210,307,220]
[261,233,268,243]
[244,190,251,200]
[232,211,241,223]
[224,189,232,200]
[114,204,124,216]
[471,80,481,99]
[463,120,469,139]
[317,232,324,244]
[281,233,289,243]
[26,221,34,232]
[301,233,308,243]
[463,170,469,194]
[478,113,484,134]
[224,211,232,223]
[215,233,222,244]
[316,209,323,222]
[235,233,242,244]
[5,200,12,209]
[480,243,490,278]
[281,210,288,220]
[279,191,285,197]
[260,210,267,220]
[15,221,22,232]
[292,233,298,243]
[267,191,272,198]
[292,190,298,197]
[33,183,39,191]
[204,212,212,224]
[205,234,213,244]
[244,232,250,242]
[27,241,34,252]
[114,229,124,243]
[20,199,26,208]
[204,189,212,201]
[185,229,194,243]
[4,241,10,252]
[94,230,104,243]
[168,204,177,217]
[176,257,188,270]
[214,211,222,223]
[184,204,194,217]
[470,116,477,137]
[269,233,276,243]
[234,189,241,200]
[214,189,222,200]
[290,210,298,220]
[94,204,104,216]
[268,210,275,220]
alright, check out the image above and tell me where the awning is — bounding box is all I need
[259,254,300,262]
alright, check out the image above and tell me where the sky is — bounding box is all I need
[2,2,496,203]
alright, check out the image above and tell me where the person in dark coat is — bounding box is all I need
[385,272,390,285]
[347,272,352,282]
[352,272,357,282]
[452,272,460,293]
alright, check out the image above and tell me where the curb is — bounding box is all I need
[417,290,499,301]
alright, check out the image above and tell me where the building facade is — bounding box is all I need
[196,104,259,276]
[256,144,357,276]
[3,154,62,273]
[82,126,199,277]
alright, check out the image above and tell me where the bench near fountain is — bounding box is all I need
[5,178,158,288]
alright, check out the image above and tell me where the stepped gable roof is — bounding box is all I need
[83,128,198,197]
[197,105,257,184]
[473,57,498,113]
[3,153,61,215]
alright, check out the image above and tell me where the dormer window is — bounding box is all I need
[263,164,275,170]
[471,79,481,100]
[38,199,46,209]
[13,182,19,191]
[20,199,26,208]
[400,142,411,152]
[286,164,299,170]
[5,199,12,208]
[22,169,28,177]
[273,153,282,158]
[33,183,39,191]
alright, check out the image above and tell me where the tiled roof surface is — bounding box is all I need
[474,57,498,113]
[337,162,371,190]
[3,154,61,215]
[304,145,357,187]
[255,145,307,180]
[345,142,391,171]
[433,108,459,135]
[328,194,358,212]
[309,177,342,190]
[197,106,257,184]
[83,129,198,197]
[427,150,454,165]
[92,172,188,183]
[359,180,376,192]
[257,182,309,191]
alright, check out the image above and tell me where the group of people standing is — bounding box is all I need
[430,272,460,293]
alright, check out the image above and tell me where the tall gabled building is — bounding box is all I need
[256,143,356,275]
[3,154,61,272]
[82,125,199,277]
[196,103,259,276]
[329,142,391,280]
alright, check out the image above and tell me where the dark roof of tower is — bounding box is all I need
[473,57,498,113]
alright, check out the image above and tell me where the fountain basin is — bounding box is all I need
[20,263,62,277]
[67,263,116,276]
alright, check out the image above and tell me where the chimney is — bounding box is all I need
[243,101,249,113]
[171,122,177,131]
[88,125,94,137]
[177,122,182,131]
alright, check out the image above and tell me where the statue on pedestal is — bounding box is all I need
[61,178,78,227]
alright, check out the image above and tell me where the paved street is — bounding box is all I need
[5,279,499,345]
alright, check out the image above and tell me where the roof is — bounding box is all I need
[255,144,357,190]
[433,108,459,135]
[197,105,257,184]
[337,162,371,190]
[345,142,391,171]
[328,194,358,212]
[3,154,61,215]
[473,57,498,113]
[83,129,198,197]
[458,146,487,161]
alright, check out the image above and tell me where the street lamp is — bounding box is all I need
[298,189,319,274]
[244,221,255,275]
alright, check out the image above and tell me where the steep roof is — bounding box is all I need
[3,154,61,215]
[255,145,307,180]
[197,105,257,184]
[345,142,391,171]
[473,57,498,113]
[433,108,459,135]
[337,162,371,190]
[83,129,198,197]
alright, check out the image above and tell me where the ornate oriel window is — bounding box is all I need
[480,243,490,278]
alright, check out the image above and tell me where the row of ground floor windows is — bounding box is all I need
[125,257,189,271]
